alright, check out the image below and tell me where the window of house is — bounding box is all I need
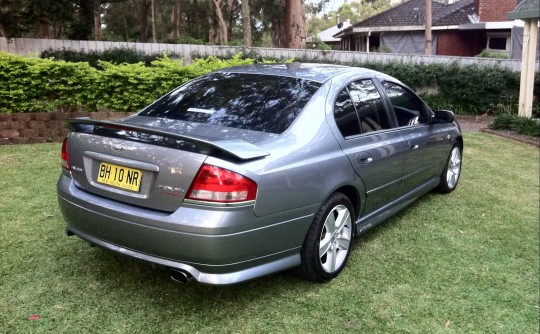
[486,34,510,51]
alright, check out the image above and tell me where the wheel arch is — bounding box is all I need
[333,185,361,225]
[456,135,463,150]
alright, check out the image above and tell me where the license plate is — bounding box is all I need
[97,162,142,192]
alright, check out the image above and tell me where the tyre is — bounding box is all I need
[437,143,462,194]
[298,192,354,283]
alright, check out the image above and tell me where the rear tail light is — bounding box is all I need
[186,164,257,203]
[61,137,71,171]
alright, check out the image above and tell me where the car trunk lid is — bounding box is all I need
[65,117,271,212]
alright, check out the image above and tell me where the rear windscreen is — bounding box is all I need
[139,72,321,134]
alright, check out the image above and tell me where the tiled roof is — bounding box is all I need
[508,0,539,19]
[433,0,476,26]
[352,0,475,28]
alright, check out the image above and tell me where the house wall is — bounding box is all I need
[437,30,486,57]
[474,0,517,22]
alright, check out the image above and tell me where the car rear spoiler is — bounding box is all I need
[65,118,270,161]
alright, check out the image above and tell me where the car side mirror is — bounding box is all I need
[431,110,455,124]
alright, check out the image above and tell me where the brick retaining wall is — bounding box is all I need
[0,111,134,145]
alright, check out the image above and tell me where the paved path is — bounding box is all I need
[455,115,492,133]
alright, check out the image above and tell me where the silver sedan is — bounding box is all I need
[57,63,462,285]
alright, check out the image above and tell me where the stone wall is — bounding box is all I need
[0,111,134,145]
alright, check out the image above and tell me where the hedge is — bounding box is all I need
[360,61,528,115]
[0,52,254,113]
[1,51,538,116]
[489,114,540,137]
[40,47,182,69]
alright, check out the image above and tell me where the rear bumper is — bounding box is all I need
[66,225,300,285]
[57,175,313,285]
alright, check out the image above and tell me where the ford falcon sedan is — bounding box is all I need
[57,63,462,285]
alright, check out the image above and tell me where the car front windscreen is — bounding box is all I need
[138,72,322,134]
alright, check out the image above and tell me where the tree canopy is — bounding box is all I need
[0,0,394,48]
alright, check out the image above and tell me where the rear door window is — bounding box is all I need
[333,79,392,139]
[334,89,361,138]
[348,80,391,133]
[139,73,321,134]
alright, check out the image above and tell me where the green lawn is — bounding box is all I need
[1,133,538,333]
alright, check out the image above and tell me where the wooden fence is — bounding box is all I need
[1,37,535,72]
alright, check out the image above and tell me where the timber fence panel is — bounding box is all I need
[0,37,7,52]
[0,37,536,71]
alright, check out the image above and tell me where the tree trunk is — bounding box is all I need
[151,0,157,43]
[0,23,6,38]
[171,0,181,41]
[94,0,102,41]
[139,0,150,42]
[272,19,285,48]
[122,2,129,41]
[76,0,95,40]
[241,0,251,47]
[284,0,306,49]
[424,0,432,55]
[37,12,51,38]
[208,0,217,44]
[226,0,236,43]
[212,0,228,44]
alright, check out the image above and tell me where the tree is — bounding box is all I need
[170,0,181,41]
[94,0,103,41]
[138,0,150,42]
[151,0,157,42]
[0,0,80,39]
[241,0,251,46]
[0,0,33,38]
[284,0,306,48]
[212,0,229,44]
[207,0,237,45]
[424,0,432,55]
[68,0,94,40]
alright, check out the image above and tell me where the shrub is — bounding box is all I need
[0,53,97,112]
[476,49,509,59]
[489,114,540,137]
[372,45,392,53]
[0,52,257,113]
[306,36,333,51]
[40,47,181,69]
[178,36,205,45]
[435,63,518,115]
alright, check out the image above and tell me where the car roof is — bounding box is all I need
[213,63,383,83]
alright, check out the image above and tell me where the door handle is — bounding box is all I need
[408,141,419,150]
[356,153,373,164]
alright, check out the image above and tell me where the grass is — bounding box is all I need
[1,132,538,333]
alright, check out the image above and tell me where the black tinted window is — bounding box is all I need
[139,73,321,134]
[382,81,430,127]
[334,89,361,138]
[348,80,391,133]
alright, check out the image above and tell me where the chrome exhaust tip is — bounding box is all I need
[169,269,191,284]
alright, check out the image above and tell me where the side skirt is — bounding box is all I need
[354,177,439,236]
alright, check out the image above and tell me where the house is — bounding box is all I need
[334,0,527,58]
[307,20,352,49]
